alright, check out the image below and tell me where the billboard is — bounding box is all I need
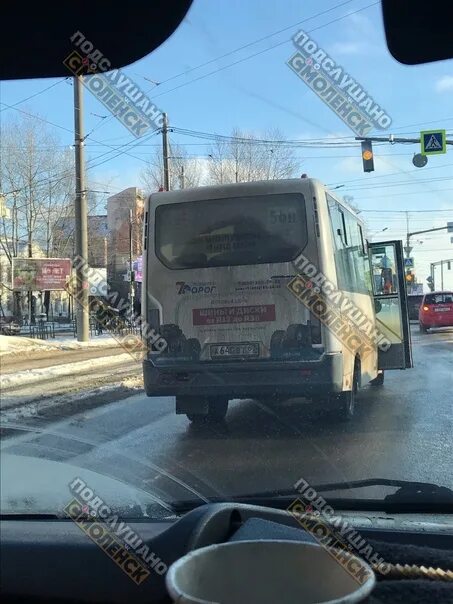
[12,258,72,291]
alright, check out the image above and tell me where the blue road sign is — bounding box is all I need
[421,130,446,155]
[404,257,414,268]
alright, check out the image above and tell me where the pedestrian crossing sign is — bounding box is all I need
[421,129,446,155]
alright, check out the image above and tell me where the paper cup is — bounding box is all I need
[166,539,375,604]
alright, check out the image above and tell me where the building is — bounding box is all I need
[107,188,144,305]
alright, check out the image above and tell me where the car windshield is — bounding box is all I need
[1,0,452,521]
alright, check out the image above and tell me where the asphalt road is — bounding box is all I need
[2,325,452,511]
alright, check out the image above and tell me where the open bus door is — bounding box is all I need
[368,240,413,370]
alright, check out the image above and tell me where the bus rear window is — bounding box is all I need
[155,193,307,269]
[424,293,453,304]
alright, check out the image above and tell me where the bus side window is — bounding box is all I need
[327,194,370,295]
[358,224,366,255]
[339,209,348,245]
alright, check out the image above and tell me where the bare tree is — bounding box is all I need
[207,128,300,184]
[141,142,204,193]
[0,114,75,317]
[0,115,75,259]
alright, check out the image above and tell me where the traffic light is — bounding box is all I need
[361,140,374,173]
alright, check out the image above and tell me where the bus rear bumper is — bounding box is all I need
[143,353,343,399]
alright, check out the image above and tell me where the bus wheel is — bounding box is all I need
[336,390,355,420]
[187,397,229,424]
[185,338,201,359]
[334,362,359,420]
[419,323,428,333]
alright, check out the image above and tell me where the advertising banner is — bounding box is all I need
[12,258,72,291]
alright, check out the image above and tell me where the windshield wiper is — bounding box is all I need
[304,478,453,513]
[172,478,453,514]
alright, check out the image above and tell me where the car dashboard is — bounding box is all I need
[1,503,453,603]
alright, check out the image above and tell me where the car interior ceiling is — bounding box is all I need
[1,2,453,604]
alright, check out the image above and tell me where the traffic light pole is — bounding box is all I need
[404,226,448,291]
[356,135,453,173]
[430,258,453,291]
[407,226,449,242]
[355,135,453,145]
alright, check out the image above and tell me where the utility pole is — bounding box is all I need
[27,182,33,259]
[12,191,20,319]
[441,260,444,290]
[180,165,185,189]
[404,212,413,288]
[129,208,135,314]
[47,181,52,256]
[73,75,89,342]
[162,113,170,191]
[43,180,52,318]
[12,191,18,258]
[405,212,411,259]
[27,181,33,324]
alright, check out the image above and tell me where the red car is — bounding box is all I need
[419,291,453,333]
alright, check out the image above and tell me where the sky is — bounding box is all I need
[1,0,453,290]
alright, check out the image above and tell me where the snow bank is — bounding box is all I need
[0,352,132,391]
[0,334,119,358]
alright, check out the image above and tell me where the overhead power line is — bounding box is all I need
[170,126,364,147]
[146,2,380,102]
[0,102,162,188]
[144,0,357,89]
[0,80,68,113]
[88,1,378,137]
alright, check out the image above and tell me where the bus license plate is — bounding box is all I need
[210,343,259,358]
[434,307,450,312]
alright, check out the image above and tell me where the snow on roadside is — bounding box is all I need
[0,334,119,358]
[0,352,133,392]
[121,374,144,389]
[1,373,144,420]
[1,383,119,419]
